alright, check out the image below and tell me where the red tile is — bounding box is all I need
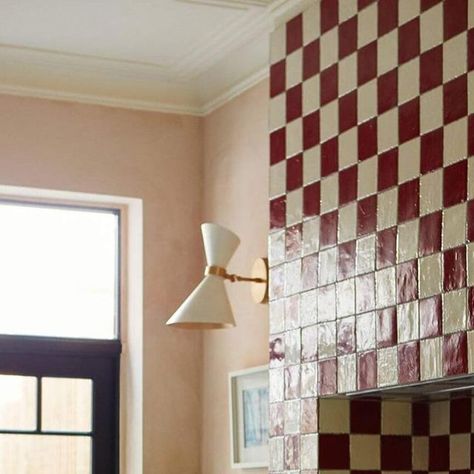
[303,39,320,81]
[412,402,429,435]
[302,253,318,291]
[443,332,468,376]
[303,111,320,150]
[469,286,474,328]
[286,154,303,191]
[378,148,398,191]
[321,64,339,106]
[321,0,339,34]
[399,18,420,64]
[301,398,318,433]
[321,137,339,177]
[350,399,381,433]
[443,245,466,292]
[302,324,318,362]
[339,91,357,133]
[420,46,443,94]
[357,350,377,390]
[286,224,302,260]
[358,41,377,86]
[269,335,284,367]
[378,69,398,114]
[339,16,357,59]
[420,127,443,174]
[450,397,471,433]
[426,225,443,265]
[357,195,377,236]
[468,200,474,241]
[320,211,338,247]
[269,402,284,436]
[286,84,303,123]
[421,0,442,11]
[285,434,300,470]
[429,435,450,470]
[286,14,303,55]
[399,97,420,144]
[319,434,349,469]
[377,307,397,348]
[356,273,375,313]
[398,341,420,384]
[318,358,337,395]
[358,118,378,161]
[398,178,419,223]
[397,260,418,303]
[377,227,397,269]
[419,295,442,338]
[303,182,321,217]
[470,114,474,156]
[270,60,286,98]
[444,74,468,125]
[381,435,412,470]
[270,127,286,165]
[378,0,398,36]
[469,29,474,71]
[444,0,468,40]
[444,159,467,207]
[337,317,355,355]
[270,196,286,229]
[339,165,358,205]
[338,240,356,280]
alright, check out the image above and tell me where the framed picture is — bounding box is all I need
[229,365,269,469]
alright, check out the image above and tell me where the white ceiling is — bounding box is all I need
[0,0,306,115]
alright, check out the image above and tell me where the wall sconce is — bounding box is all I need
[166,223,268,329]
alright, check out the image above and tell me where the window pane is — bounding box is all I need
[0,434,91,474]
[42,378,92,433]
[0,375,36,431]
[0,202,118,339]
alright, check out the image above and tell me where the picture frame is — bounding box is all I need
[228,365,269,469]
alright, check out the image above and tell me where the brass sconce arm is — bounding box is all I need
[205,265,266,283]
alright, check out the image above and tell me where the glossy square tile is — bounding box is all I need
[443,331,468,376]
[420,45,443,94]
[321,138,339,178]
[336,279,356,318]
[378,148,398,192]
[301,397,318,434]
[301,289,317,327]
[450,397,471,433]
[270,367,285,402]
[303,182,321,218]
[357,350,377,390]
[318,283,336,322]
[449,433,471,469]
[398,178,420,223]
[398,137,421,183]
[443,32,467,82]
[303,144,320,185]
[318,433,350,469]
[319,397,349,433]
[399,18,421,64]
[419,211,442,256]
[420,2,443,52]
[442,202,466,249]
[301,433,318,469]
[382,401,412,435]
[303,40,320,81]
[377,29,398,75]
[443,116,468,165]
[285,365,301,400]
[357,195,377,236]
[443,288,467,333]
[286,117,303,157]
[377,306,397,348]
[339,16,357,60]
[319,247,337,286]
[321,174,339,213]
[270,299,285,335]
[398,340,420,383]
[399,97,421,144]
[269,436,284,471]
[377,227,397,269]
[380,434,413,470]
[285,329,301,366]
[398,57,420,105]
[356,311,376,351]
[338,127,358,169]
[430,399,450,434]
[339,90,358,133]
[358,155,378,198]
[377,346,398,386]
[443,245,466,291]
[358,118,378,161]
[284,433,300,470]
[285,294,301,330]
[284,399,301,434]
[358,79,377,125]
[303,111,320,151]
[376,266,397,308]
[337,353,356,392]
[356,273,376,313]
[397,259,418,303]
[270,402,284,437]
[302,254,318,291]
[420,336,443,380]
[420,127,444,174]
[270,161,286,199]
[302,218,320,256]
[320,210,338,248]
[301,325,317,362]
[338,202,357,242]
[398,301,420,342]
[301,362,318,397]
[337,240,356,280]
[338,165,357,205]
[420,86,444,133]
[350,434,381,469]
[286,189,303,226]
[419,295,442,338]
[270,334,285,368]
[398,219,419,263]
[412,436,429,470]
[419,253,442,298]
[318,358,337,395]
[285,259,302,296]
[420,168,443,216]
[356,234,376,274]
[317,321,337,358]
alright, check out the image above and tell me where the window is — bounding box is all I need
[0,200,121,474]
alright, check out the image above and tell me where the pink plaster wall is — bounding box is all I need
[201,80,269,474]
[0,94,204,474]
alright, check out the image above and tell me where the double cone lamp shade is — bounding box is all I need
[166,223,268,329]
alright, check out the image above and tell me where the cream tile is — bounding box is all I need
[317,321,336,358]
[303,146,320,185]
[378,346,398,387]
[444,117,468,165]
[285,259,302,296]
[398,58,420,105]
[357,234,376,275]
[269,299,285,335]
[301,289,317,327]
[318,283,336,322]
[358,156,377,198]
[337,279,356,318]
[286,49,303,88]
[413,436,429,470]
[320,101,339,142]
[303,76,320,116]
[301,433,319,470]
[378,109,399,153]
[356,273,375,314]
[420,87,443,134]
[398,138,420,183]
[443,32,467,83]
[270,23,286,63]
[303,218,319,256]
[358,79,377,124]
[430,400,450,434]
[419,253,442,298]
[338,353,356,393]
[468,243,474,286]
[339,128,358,169]
[399,0,420,25]
[321,174,339,213]
[338,202,357,242]
[319,398,350,433]
[358,3,377,48]
[350,435,381,469]
[301,362,317,397]
[270,161,286,198]
[398,220,419,263]
[356,311,376,351]
[269,230,286,268]
[320,28,338,70]
[339,0,357,22]
[377,188,398,230]
[421,337,442,381]
[377,30,398,75]
[285,399,301,434]
[319,248,337,287]
[382,402,411,435]
[269,367,284,402]
[286,118,303,157]
[443,203,466,250]
[339,53,358,95]
[470,71,474,114]
[286,188,303,226]
[420,169,442,215]
[450,434,471,469]
[443,288,467,334]
[420,3,443,52]
[376,267,396,309]
[270,94,286,131]
[397,301,419,343]
[468,330,474,373]
[303,3,319,44]
[269,436,284,471]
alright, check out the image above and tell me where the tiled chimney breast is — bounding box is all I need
[269,0,474,471]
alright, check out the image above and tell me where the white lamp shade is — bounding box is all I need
[166,223,240,329]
